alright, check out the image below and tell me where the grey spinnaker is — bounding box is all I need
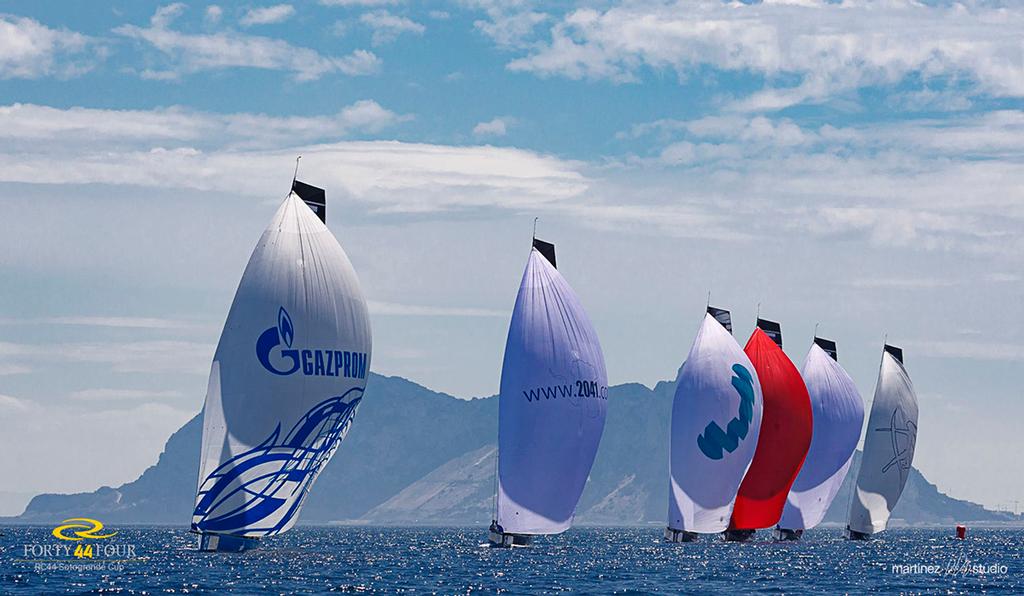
[192,185,371,552]
[847,345,918,538]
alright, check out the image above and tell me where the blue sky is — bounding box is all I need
[0,0,1022,514]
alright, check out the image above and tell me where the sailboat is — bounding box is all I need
[666,306,763,542]
[774,337,864,540]
[725,318,813,541]
[488,237,608,548]
[846,344,918,540]
[191,179,372,552]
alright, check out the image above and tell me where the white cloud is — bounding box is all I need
[320,0,401,6]
[463,0,548,49]
[240,4,296,27]
[0,315,211,331]
[505,0,1024,110]
[368,300,504,317]
[69,388,184,401]
[115,5,380,80]
[0,102,589,214]
[0,15,99,79]
[0,340,213,375]
[903,339,1024,363]
[472,116,512,137]
[205,5,223,24]
[0,101,408,149]
[359,10,424,46]
[0,364,30,376]
[0,394,29,411]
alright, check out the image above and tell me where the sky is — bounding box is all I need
[0,0,1022,515]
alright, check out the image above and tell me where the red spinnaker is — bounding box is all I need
[729,328,813,530]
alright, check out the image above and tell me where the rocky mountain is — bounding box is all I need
[7,374,1017,528]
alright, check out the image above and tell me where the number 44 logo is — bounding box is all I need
[73,544,94,559]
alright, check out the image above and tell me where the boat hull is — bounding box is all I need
[198,533,260,552]
[488,529,533,548]
[845,526,872,541]
[664,527,700,543]
[722,529,756,542]
[773,528,803,541]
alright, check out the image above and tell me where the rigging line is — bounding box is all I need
[292,155,302,188]
[532,217,539,240]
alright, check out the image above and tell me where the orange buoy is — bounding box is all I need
[956,525,966,539]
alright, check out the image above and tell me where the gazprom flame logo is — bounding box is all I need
[256,307,368,379]
[52,518,117,541]
[697,364,756,460]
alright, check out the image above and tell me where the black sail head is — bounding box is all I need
[532,237,556,269]
[814,336,838,361]
[757,318,783,348]
[707,305,732,335]
[292,179,326,223]
[884,343,904,364]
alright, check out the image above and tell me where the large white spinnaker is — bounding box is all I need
[776,338,864,538]
[666,307,763,541]
[490,239,608,546]
[192,186,372,552]
[847,345,918,539]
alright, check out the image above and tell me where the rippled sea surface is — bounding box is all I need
[2,526,1021,594]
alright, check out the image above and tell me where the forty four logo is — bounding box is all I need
[697,364,756,460]
[256,307,368,379]
[52,518,117,541]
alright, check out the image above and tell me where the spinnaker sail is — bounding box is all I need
[727,319,812,539]
[192,184,372,551]
[489,239,608,546]
[777,338,864,537]
[847,344,918,539]
[666,307,763,541]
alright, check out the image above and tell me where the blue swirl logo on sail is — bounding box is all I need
[256,307,368,379]
[192,389,363,536]
[697,364,756,460]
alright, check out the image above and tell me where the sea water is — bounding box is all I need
[1,526,1020,593]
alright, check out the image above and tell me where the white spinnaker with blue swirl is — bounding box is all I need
[668,313,763,534]
[192,193,371,539]
[496,248,607,535]
[778,343,864,531]
[847,349,918,535]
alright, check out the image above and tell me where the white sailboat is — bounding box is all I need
[192,179,372,552]
[666,306,763,542]
[775,337,864,540]
[846,344,918,540]
[488,238,608,547]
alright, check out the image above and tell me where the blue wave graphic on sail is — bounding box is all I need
[192,388,363,536]
[697,364,756,460]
